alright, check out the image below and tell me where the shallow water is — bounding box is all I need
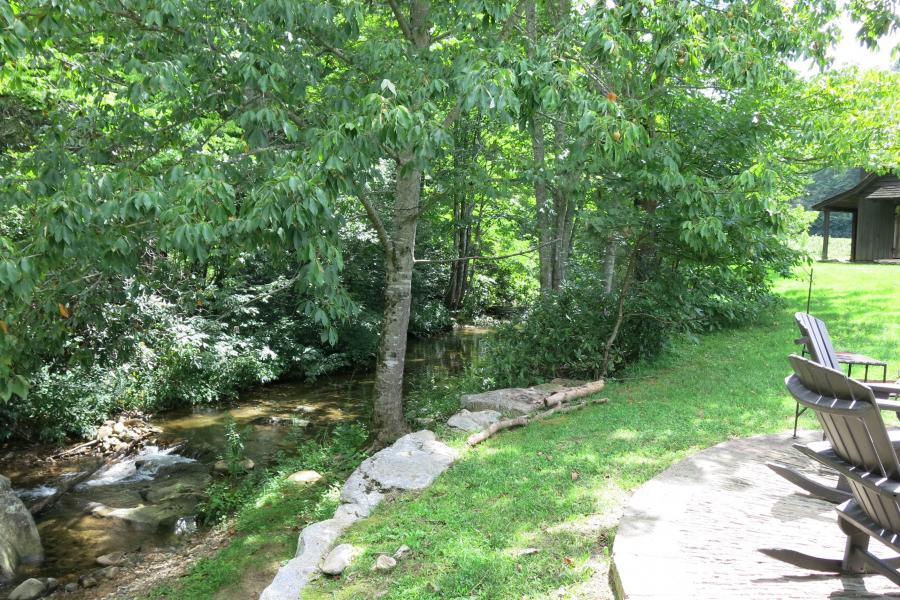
[1,328,488,583]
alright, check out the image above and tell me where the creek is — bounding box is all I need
[0,328,488,587]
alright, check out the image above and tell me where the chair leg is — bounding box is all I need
[793,402,803,438]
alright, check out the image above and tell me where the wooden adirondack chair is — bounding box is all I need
[762,355,900,585]
[792,311,900,437]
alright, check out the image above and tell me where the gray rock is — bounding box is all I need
[320,543,358,576]
[447,409,502,432]
[40,577,58,592]
[373,555,396,571]
[100,566,120,579]
[261,432,456,600]
[0,474,43,582]
[393,545,410,560]
[287,470,322,485]
[258,514,356,600]
[64,582,79,593]
[96,551,125,566]
[340,431,458,517]
[89,503,180,531]
[79,575,97,588]
[460,387,550,415]
[8,578,46,600]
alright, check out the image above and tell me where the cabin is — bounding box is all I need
[814,172,900,261]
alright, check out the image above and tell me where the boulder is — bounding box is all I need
[340,431,458,517]
[287,470,322,485]
[320,543,358,576]
[8,578,45,600]
[0,475,43,582]
[460,387,550,415]
[89,502,180,531]
[447,409,501,432]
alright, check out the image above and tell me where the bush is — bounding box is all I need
[480,263,779,388]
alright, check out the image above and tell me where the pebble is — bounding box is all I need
[79,575,97,588]
[321,543,357,575]
[373,554,397,571]
[392,545,410,560]
[100,566,121,579]
[64,582,79,593]
[287,470,322,485]
[96,551,125,566]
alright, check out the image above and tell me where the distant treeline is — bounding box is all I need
[796,168,864,238]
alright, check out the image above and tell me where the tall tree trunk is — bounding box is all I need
[526,0,554,291]
[372,153,420,447]
[370,0,431,448]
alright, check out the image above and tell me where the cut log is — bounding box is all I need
[466,397,609,447]
[543,379,605,408]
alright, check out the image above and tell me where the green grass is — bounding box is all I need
[302,262,899,600]
[806,235,852,260]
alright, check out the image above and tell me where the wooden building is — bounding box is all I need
[814,172,900,261]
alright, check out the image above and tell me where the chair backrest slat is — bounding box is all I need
[787,355,900,533]
[795,312,841,370]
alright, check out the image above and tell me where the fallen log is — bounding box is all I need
[27,459,104,515]
[50,439,100,460]
[466,396,609,447]
[543,379,605,408]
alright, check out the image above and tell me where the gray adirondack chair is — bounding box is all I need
[762,355,900,585]
[771,313,900,502]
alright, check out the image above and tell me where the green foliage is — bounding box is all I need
[483,261,782,387]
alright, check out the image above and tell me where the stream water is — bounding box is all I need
[0,328,489,585]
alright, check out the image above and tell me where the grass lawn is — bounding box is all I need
[302,262,899,600]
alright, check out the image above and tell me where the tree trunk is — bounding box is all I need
[372,154,420,447]
[370,0,432,448]
[526,0,554,292]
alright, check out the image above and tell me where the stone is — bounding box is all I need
[100,566,120,579]
[242,458,255,471]
[447,409,502,432]
[113,421,126,435]
[96,425,113,440]
[89,502,180,531]
[340,431,458,517]
[320,544,358,576]
[8,578,45,600]
[64,582,79,593]
[0,474,43,582]
[373,555,396,571]
[460,387,550,415]
[259,515,356,600]
[79,575,97,588]
[287,470,322,485]
[261,432,457,600]
[96,551,125,566]
[392,545,410,560]
[213,460,229,474]
[40,577,58,592]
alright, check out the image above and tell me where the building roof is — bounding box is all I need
[813,173,900,211]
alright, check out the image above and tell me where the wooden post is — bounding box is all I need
[822,209,831,260]
[850,209,858,262]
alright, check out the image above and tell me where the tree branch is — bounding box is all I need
[360,195,393,252]
[414,238,558,264]
[386,0,415,44]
